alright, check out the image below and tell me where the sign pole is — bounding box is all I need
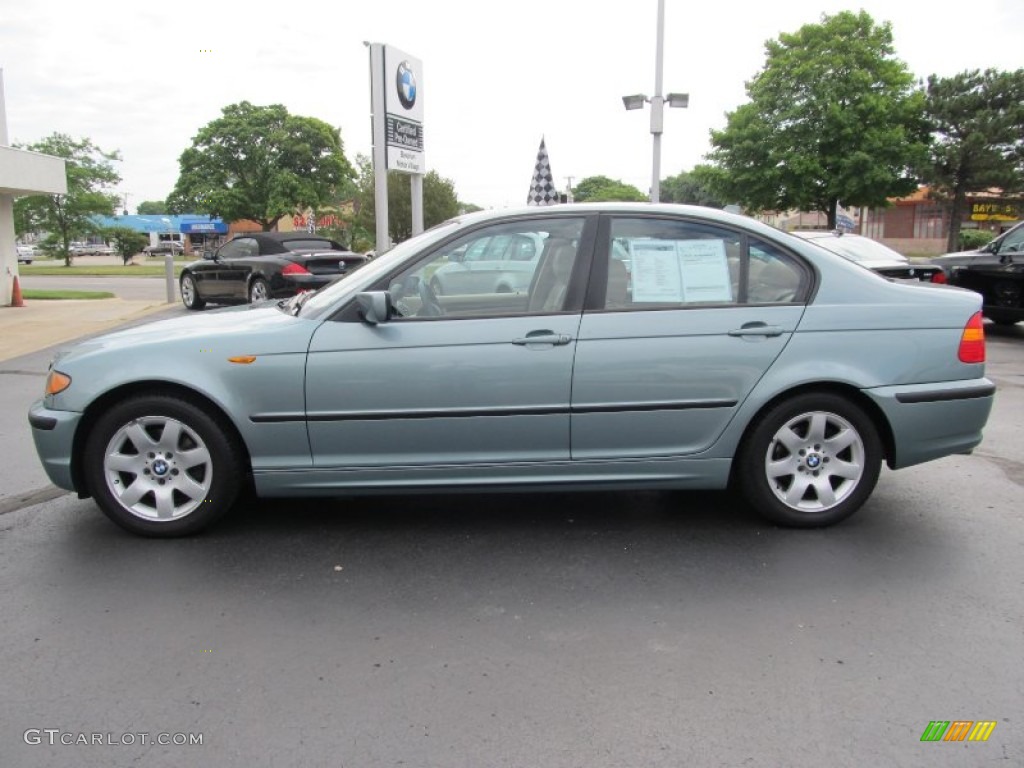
[411,174,424,236]
[368,44,391,255]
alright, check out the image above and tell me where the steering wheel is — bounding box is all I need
[418,277,444,317]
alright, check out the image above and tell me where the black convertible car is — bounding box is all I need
[180,232,368,310]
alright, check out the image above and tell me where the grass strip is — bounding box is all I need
[22,289,117,300]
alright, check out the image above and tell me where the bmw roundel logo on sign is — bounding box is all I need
[396,61,417,110]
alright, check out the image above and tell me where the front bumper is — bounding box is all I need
[863,378,996,469]
[28,400,82,492]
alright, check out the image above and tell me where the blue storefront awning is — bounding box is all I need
[90,214,227,235]
[181,221,228,234]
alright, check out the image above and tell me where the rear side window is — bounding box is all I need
[601,217,809,309]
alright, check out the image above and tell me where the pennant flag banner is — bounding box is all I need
[527,138,560,206]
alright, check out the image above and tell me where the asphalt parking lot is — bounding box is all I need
[1,322,1021,767]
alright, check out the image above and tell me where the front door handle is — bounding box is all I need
[727,322,784,338]
[512,330,572,346]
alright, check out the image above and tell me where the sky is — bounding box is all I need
[1,0,1022,212]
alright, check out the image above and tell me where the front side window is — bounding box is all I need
[997,224,1024,255]
[384,218,585,319]
[217,239,252,260]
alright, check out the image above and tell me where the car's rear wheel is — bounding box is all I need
[180,273,205,310]
[738,393,882,527]
[83,395,242,537]
[249,277,269,303]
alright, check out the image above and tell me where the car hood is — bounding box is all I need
[931,249,985,266]
[54,303,317,366]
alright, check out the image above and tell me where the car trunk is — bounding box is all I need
[288,251,366,276]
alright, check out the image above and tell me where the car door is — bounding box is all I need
[571,214,812,460]
[192,239,245,300]
[304,216,595,469]
[218,237,259,299]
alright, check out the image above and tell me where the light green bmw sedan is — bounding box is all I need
[29,204,995,537]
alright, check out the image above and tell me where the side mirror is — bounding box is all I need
[203,250,216,261]
[356,291,394,325]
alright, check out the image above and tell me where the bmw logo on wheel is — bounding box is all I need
[396,61,417,110]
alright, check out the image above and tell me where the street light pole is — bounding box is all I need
[622,0,688,204]
[650,0,666,203]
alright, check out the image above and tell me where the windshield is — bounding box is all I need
[297,219,466,319]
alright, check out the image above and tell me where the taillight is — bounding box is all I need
[930,271,947,284]
[281,262,310,276]
[958,311,985,364]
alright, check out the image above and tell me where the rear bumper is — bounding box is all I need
[863,378,995,469]
[270,274,337,297]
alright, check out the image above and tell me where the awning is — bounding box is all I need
[181,221,228,234]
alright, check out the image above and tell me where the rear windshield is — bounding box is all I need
[283,239,339,251]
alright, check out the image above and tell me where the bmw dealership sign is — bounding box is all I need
[383,46,424,174]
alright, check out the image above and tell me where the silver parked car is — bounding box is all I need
[791,230,945,283]
[29,204,995,537]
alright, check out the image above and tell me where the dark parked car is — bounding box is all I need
[143,241,185,257]
[931,222,1024,326]
[791,231,945,283]
[179,232,368,310]
[931,221,1024,274]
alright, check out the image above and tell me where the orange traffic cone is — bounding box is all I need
[11,275,25,307]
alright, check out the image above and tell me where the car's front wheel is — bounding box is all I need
[180,273,205,310]
[83,395,243,537]
[737,393,882,527]
[249,277,269,303]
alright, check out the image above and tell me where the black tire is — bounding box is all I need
[737,393,882,528]
[248,277,269,304]
[83,395,243,537]
[180,273,205,310]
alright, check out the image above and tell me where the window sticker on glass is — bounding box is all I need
[629,239,734,304]
[630,239,682,302]
[677,240,733,303]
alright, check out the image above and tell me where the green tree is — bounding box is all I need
[921,68,1024,251]
[707,10,928,228]
[572,176,647,202]
[13,134,121,266]
[352,155,461,247]
[167,101,355,231]
[660,166,728,208]
[103,226,149,265]
[136,200,168,215]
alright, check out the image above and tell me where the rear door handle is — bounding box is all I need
[512,331,572,346]
[727,323,784,337]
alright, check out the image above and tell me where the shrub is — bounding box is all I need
[959,229,995,251]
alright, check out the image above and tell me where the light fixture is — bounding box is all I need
[622,94,648,111]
